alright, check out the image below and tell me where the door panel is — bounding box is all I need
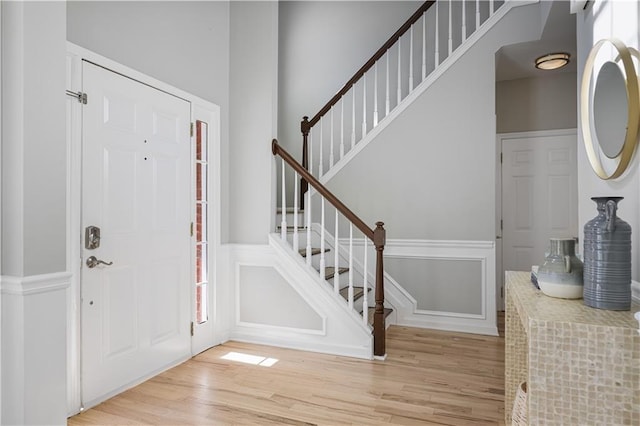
[502,131,578,281]
[81,61,191,406]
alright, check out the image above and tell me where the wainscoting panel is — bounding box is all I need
[237,265,324,333]
[385,257,483,315]
[383,239,497,336]
[226,238,373,359]
[1,272,70,425]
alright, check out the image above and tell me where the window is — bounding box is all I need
[195,120,209,324]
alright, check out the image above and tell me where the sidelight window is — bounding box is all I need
[195,120,209,324]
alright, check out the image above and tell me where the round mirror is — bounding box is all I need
[580,38,640,180]
[593,61,628,158]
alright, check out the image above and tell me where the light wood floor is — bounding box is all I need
[69,321,505,425]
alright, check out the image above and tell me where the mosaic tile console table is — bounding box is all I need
[505,270,639,425]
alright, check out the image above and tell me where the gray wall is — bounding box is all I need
[496,73,577,133]
[229,1,279,244]
[67,0,233,242]
[239,265,323,329]
[2,1,67,277]
[324,3,544,241]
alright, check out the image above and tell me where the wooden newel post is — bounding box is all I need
[373,221,386,357]
[300,116,310,210]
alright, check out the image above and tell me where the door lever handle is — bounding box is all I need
[86,256,114,268]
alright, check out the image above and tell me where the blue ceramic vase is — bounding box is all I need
[583,197,632,310]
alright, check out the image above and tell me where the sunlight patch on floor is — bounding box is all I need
[221,351,279,367]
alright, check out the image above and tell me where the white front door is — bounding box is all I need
[81,61,191,406]
[500,130,578,297]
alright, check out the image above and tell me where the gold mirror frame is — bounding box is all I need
[580,38,640,180]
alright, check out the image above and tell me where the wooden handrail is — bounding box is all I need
[305,1,435,128]
[273,139,374,241]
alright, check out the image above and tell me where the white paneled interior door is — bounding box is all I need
[81,61,191,406]
[501,130,578,295]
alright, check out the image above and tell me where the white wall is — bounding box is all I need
[67,0,232,242]
[576,0,640,280]
[229,1,279,244]
[496,73,577,133]
[325,3,544,241]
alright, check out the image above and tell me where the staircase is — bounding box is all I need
[272,0,531,358]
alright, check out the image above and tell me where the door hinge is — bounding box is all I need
[66,90,88,105]
[190,222,194,237]
[190,321,194,336]
[190,122,194,137]
[501,219,503,230]
[500,152,503,163]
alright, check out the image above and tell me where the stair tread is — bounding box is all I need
[299,247,329,257]
[360,307,393,324]
[318,266,349,280]
[338,286,369,301]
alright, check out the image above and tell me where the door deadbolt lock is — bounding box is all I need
[85,226,101,250]
[86,256,113,268]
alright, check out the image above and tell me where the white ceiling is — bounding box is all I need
[495,1,577,82]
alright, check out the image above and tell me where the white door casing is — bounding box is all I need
[81,61,191,406]
[500,130,578,296]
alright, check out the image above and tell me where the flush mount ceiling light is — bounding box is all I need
[535,52,571,70]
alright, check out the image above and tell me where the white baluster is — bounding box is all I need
[318,119,324,178]
[476,0,480,31]
[422,12,427,81]
[462,0,467,42]
[348,224,354,310]
[362,237,368,326]
[397,38,402,105]
[281,160,286,241]
[340,99,345,159]
[351,87,356,149]
[435,1,440,67]
[334,210,340,293]
[320,198,326,281]
[305,191,312,266]
[293,171,299,253]
[385,51,390,116]
[448,0,453,56]
[373,61,379,127]
[329,106,335,168]
[490,0,494,16]
[362,74,367,137]
[409,25,414,92]
[309,129,313,178]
